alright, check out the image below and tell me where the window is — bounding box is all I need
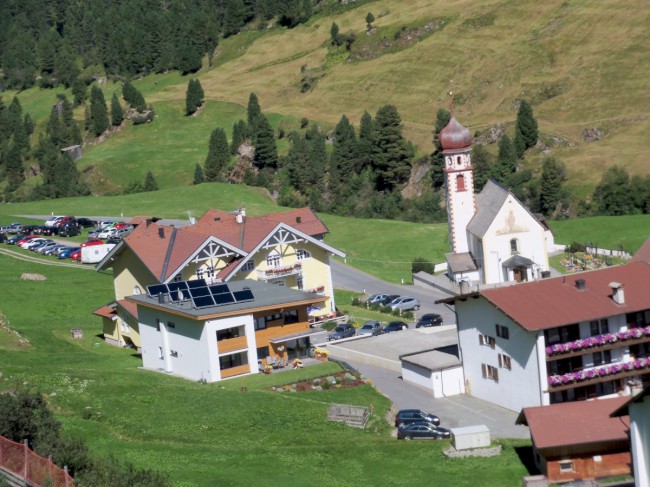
[590,319,609,336]
[481,364,499,382]
[217,326,244,341]
[271,280,285,287]
[498,354,512,370]
[266,251,281,268]
[205,264,215,279]
[120,321,130,333]
[479,334,496,348]
[167,321,175,328]
[510,239,519,254]
[158,347,163,359]
[156,319,161,332]
[257,346,269,359]
[283,310,299,324]
[296,275,304,291]
[456,174,465,191]
[196,267,204,279]
[296,249,311,260]
[171,274,182,283]
[545,324,579,345]
[241,261,254,273]
[133,285,142,295]
[559,461,574,473]
[255,317,267,331]
[593,350,611,366]
[496,324,509,339]
[219,352,248,370]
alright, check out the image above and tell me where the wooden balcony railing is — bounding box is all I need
[217,336,248,354]
[220,364,251,379]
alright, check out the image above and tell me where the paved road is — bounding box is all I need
[331,259,456,325]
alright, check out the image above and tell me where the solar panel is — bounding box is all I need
[168,281,188,293]
[187,279,208,289]
[209,284,230,295]
[233,290,254,302]
[147,284,168,297]
[189,286,210,297]
[192,295,215,308]
[214,293,235,305]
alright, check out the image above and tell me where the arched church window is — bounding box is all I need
[457,156,462,165]
[510,239,519,254]
[456,174,466,192]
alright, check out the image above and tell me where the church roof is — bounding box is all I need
[439,115,472,152]
[466,180,510,237]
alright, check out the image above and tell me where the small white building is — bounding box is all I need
[612,386,650,487]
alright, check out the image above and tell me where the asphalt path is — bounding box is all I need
[330,259,456,325]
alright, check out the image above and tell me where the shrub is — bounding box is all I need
[412,257,434,274]
[321,320,338,331]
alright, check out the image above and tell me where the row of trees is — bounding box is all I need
[0,0,323,89]
[0,390,171,486]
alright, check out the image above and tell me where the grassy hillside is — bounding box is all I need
[4,0,650,199]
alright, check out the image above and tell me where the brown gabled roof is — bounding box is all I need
[518,397,629,450]
[631,236,650,264]
[127,216,161,226]
[122,223,178,281]
[92,303,117,319]
[481,261,650,331]
[116,299,139,320]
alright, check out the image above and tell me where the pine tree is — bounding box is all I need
[23,114,34,136]
[223,0,246,37]
[516,100,538,149]
[143,171,159,191]
[204,128,230,181]
[247,92,261,141]
[71,78,87,106]
[89,86,109,136]
[489,134,517,186]
[357,110,374,172]
[54,42,80,88]
[185,79,205,115]
[330,23,340,45]
[306,125,327,189]
[193,163,205,184]
[592,166,634,216]
[111,93,124,126]
[431,108,451,189]
[122,81,147,111]
[253,114,278,169]
[286,133,311,192]
[329,115,357,196]
[539,157,566,216]
[471,144,493,193]
[231,120,247,154]
[365,12,375,31]
[5,143,25,190]
[514,127,526,159]
[371,105,414,191]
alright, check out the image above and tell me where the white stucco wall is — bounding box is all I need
[402,363,465,398]
[629,396,650,487]
[480,195,549,285]
[457,297,542,412]
[402,362,432,391]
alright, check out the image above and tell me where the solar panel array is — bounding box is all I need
[147,279,255,309]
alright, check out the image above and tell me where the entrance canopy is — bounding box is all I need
[502,254,535,268]
[268,329,323,344]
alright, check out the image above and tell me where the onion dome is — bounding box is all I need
[439,115,472,151]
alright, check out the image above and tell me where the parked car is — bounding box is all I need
[105,237,122,245]
[58,222,80,237]
[43,244,67,256]
[6,234,26,245]
[366,294,390,305]
[114,222,131,229]
[16,235,42,246]
[7,222,24,234]
[35,241,59,254]
[377,294,400,306]
[416,313,443,328]
[21,225,40,234]
[357,321,383,336]
[327,324,356,341]
[22,238,48,250]
[394,409,440,428]
[388,296,420,312]
[29,239,54,251]
[69,250,82,262]
[75,217,97,228]
[382,321,409,333]
[397,422,450,440]
[113,227,133,239]
[0,233,6,243]
[53,216,76,228]
[57,247,80,259]
[44,215,64,227]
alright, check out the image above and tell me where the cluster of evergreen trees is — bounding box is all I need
[0,0,320,89]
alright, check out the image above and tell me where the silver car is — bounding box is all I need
[388,296,420,312]
[357,321,383,336]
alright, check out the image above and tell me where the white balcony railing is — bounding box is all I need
[257,263,303,280]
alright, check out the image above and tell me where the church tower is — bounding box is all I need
[439,109,475,254]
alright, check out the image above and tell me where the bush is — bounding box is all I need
[351,297,362,306]
[412,257,434,274]
[321,320,338,331]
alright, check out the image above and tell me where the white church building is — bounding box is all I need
[440,112,554,287]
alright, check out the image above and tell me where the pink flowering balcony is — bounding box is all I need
[257,262,302,280]
[545,325,650,361]
[548,357,650,391]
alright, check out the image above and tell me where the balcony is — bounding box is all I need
[257,263,302,280]
[220,364,251,379]
[546,326,650,361]
[547,357,650,392]
[217,335,248,354]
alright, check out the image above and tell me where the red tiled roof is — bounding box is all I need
[631,236,650,264]
[520,397,630,450]
[116,299,139,320]
[481,261,650,331]
[127,216,160,226]
[122,223,178,281]
[92,303,116,319]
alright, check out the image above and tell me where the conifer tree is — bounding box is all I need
[89,86,109,136]
[371,104,413,191]
[306,125,327,189]
[329,115,357,196]
[223,0,246,37]
[357,110,374,172]
[247,92,261,141]
[516,100,538,149]
[185,79,205,115]
[23,114,34,136]
[514,127,526,159]
[231,120,247,154]
[539,157,565,216]
[71,78,87,106]
[365,12,375,31]
[471,144,493,193]
[330,23,340,45]
[253,114,278,169]
[193,163,205,184]
[489,134,517,186]
[204,128,230,181]
[5,143,25,189]
[111,93,124,126]
[143,171,159,191]
[431,108,451,189]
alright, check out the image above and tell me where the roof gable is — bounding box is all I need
[631,236,650,264]
[519,397,629,450]
[481,261,650,331]
[163,235,244,282]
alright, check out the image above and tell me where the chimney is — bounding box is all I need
[158,227,165,239]
[296,216,302,224]
[236,213,244,224]
[610,282,625,305]
[575,279,586,291]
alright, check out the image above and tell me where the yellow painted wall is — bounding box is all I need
[113,248,158,301]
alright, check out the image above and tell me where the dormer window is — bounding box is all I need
[510,238,519,254]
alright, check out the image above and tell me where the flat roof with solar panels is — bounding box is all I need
[126,278,325,318]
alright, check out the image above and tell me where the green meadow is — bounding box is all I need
[0,257,530,486]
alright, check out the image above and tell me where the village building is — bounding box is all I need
[440,112,553,287]
[517,397,631,483]
[93,207,345,352]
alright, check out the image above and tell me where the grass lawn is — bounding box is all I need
[0,255,531,486]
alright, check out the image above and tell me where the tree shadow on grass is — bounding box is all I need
[131,353,142,360]
[515,445,540,476]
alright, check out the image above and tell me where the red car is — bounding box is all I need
[69,250,82,261]
[114,222,130,229]
[81,238,104,248]
[54,216,76,227]
[16,235,41,245]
